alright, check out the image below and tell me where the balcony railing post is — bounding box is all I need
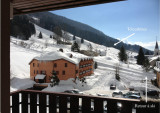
[94,98,103,112]
[82,97,91,113]
[49,94,57,113]
[12,93,19,113]
[30,92,37,113]
[22,92,28,113]
[121,101,132,113]
[107,100,117,113]
[70,96,79,113]
[59,95,67,113]
[39,93,46,113]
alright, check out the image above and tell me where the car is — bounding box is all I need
[123,91,140,97]
[110,84,116,90]
[143,90,159,97]
[97,93,108,97]
[112,91,123,97]
[126,95,141,99]
[64,90,75,94]
[70,89,84,94]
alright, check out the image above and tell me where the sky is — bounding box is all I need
[51,0,160,50]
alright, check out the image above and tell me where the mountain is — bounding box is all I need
[11,11,153,54]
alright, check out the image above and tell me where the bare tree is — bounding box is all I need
[44,39,48,48]
[62,30,70,43]
[88,43,93,51]
[53,26,62,44]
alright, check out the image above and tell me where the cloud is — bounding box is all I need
[128,41,157,51]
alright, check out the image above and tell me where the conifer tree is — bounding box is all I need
[38,31,43,39]
[118,46,127,62]
[71,41,80,52]
[50,35,52,38]
[142,57,150,72]
[94,62,98,69]
[73,35,76,40]
[49,71,60,87]
[81,38,84,43]
[137,47,145,65]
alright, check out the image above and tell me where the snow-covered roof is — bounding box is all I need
[35,74,46,79]
[34,52,79,64]
[30,51,93,65]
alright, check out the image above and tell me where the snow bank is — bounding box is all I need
[10,77,35,92]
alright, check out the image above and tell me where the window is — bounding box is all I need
[62,71,65,75]
[33,63,35,67]
[37,63,39,67]
[37,70,38,74]
[76,70,78,74]
[65,63,67,67]
[54,63,57,67]
[34,70,35,74]
[56,71,59,75]
[41,71,46,74]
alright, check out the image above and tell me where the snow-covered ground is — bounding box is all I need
[10,24,160,98]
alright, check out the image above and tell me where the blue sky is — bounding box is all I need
[51,0,159,50]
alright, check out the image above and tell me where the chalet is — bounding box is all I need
[29,52,94,83]
[154,61,160,88]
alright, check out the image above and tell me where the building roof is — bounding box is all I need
[29,51,93,65]
[155,41,159,49]
[12,0,125,15]
[35,74,46,79]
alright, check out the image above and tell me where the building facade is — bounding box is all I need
[154,61,160,88]
[29,52,94,83]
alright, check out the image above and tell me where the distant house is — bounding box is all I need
[154,61,160,88]
[29,52,94,83]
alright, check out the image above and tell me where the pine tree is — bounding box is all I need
[137,47,145,65]
[94,62,98,69]
[73,35,76,40]
[38,31,43,39]
[142,57,150,72]
[118,46,127,62]
[49,71,60,87]
[81,38,84,43]
[71,41,80,52]
[50,35,52,38]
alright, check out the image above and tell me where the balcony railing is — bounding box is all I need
[10,90,159,113]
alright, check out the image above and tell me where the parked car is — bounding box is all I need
[97,93,108,97]
[112,91,123,97]
[123,91,140,97]
[126,95,141,99]
[64,90,75,94]
[70,89,84,94]
[110,84,116,90]
[143,90,159,97]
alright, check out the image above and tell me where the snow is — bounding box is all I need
[10,23,159,98]
[35,74,46,79]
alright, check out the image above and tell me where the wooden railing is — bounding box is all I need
[10,90,159,113]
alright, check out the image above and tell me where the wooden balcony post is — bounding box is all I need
[22,92,28,113]
[59,95,67,113]
[12,93,19,113]
[70,96,79,113]
[94,98,103,112]
[82,97,91,113]
[49,94,57,113]
[107,100,117,113]
[121,101,132,113]
[30,93,37,113]
[39,93,46,113]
